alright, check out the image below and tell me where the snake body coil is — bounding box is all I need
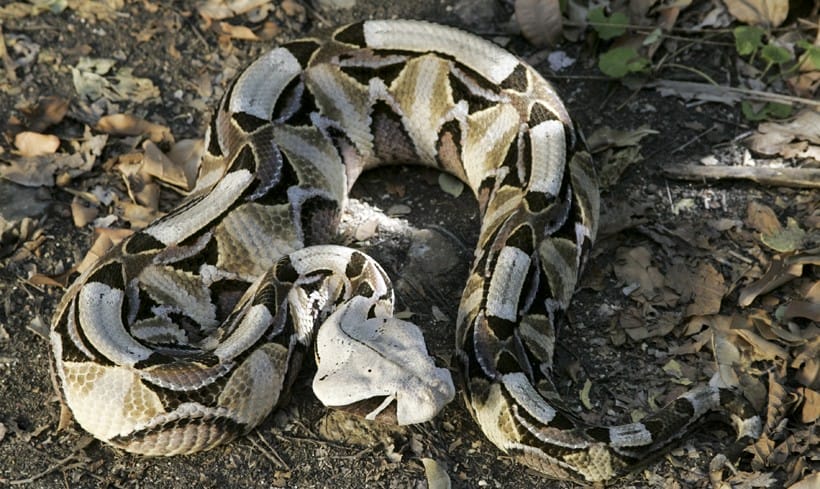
[50,20,760,483]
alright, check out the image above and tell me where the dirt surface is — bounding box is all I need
[0,1,816,488]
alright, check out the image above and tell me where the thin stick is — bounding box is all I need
[650,80,820,109]
[664,165,820,189]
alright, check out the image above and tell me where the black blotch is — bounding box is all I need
[529,101,555,127]
[524,191,551,213]
[232,111,268,133]
[354,281,374,299]
[345,252,367,279]
[229,145,256,175]
[283,39,321,66]
[334,22,366,47]
[498,133,522,188]
[506,224,534,255]
[448,72,494,113]
[496,350,521,374]
[367,304,377,319]
[486,315,515,340]
[124,232,165,254]
[252,152,299,206]
[499,63,528,91]
[89,261,124,289]
[339,62,405,87]
[586,426,612,443]
[274,256,299,284]
[206,117,222,157]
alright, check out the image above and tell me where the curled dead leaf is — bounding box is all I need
[76,228,133,274]
[723,0,788,27]
[14,131,60,157]
[96,114,173,143]
[515,0,562,47]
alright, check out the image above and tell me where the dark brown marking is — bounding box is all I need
[283,39,321,66]
[125,232,166,254]
[499,63,528,91]
[232,111,268,133]
[334,22,366,47]
[345,251,367,279]
[529,101,556,127]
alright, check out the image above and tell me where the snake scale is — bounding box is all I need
[50,20,762,483]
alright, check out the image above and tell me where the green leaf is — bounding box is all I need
[741,101,793,121]
[598,47,649,78]
[733,26,764,56]
[588,7,628,41]
[643,28,662,46]
[761,44,792,64]
[797,40,820,70]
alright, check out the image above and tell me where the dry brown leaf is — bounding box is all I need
[21,96,69,132]
[788,473,820,489]
[685,262,725,317]
[613,246,667,302]
[14,131,60,157]
[746,110,820,156]
[198,0,272,21]
[118,201,161,229]
[739,252,820,307]
[142,140,189,190]
[792,337,819,389]
[781,301,820,322]
[70,195,99,227]
[218,22,260,41]
[76,228,133,274]
[166,139,202,191]
[96,114,172,143]
[745,200,782,235]
[797,387,819,424]
[515,0,562,47]
[723,0,788,27]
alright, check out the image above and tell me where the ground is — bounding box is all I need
[0,1,817,488]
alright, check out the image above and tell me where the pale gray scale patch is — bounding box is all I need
[608,422,654,448]
[362,20,519,84]
[214,303,275,361]
[130,317,188,345]
[527,120,566,196]
[153,231,213,265]
[273,124,347,202]
[229,47,302,120]
[139,362,233,392]
[485,246,530,321]
[305,64,374,161]
[510,404,592,449]
[501,372,556,425]
[139,265,218,330]
[336,52,408,69]
[78,281,154,366]
[125,278,140,325]
[146,169,254,245]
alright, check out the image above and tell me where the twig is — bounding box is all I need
[664,165,820,189]
[0,24,17,83]
[649,80,820,109]
[249,432,291,470]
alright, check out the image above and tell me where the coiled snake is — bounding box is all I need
[50,20,761,483]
